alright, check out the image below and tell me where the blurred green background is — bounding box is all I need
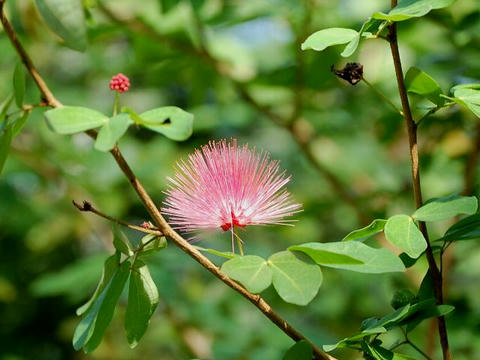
[1,0,480,359]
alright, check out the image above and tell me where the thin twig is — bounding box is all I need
[72,200,164,236]
[362,77,403,115]
[387,2,450,359]
[0,5,333,359]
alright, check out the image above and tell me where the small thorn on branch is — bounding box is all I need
[72,200,92,211]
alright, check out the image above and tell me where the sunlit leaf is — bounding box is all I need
[139,107,194,141]
[342,219,387,242]
[94,114,132,152]
[290,242,405,273]
[405,66,444,106]
[373,0,456,22]
[384,215,427,258]
[412,195,478,222]
[301,28,358,54]
[221,255,272,294]
[268,251,322,306]
[44,106,108,134]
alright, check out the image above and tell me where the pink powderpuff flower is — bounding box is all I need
[109,73,130,93]
[162,139,302,250]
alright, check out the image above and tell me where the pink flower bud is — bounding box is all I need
[109,73,130,93]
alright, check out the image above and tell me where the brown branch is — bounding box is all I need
[0,4,334,359]
[97,2,368,226]
[72,200,164,236]
[387,2,450,359]
[0,1,60,108]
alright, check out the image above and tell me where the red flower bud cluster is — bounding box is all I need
[109,73,130,93]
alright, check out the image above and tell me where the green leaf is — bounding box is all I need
[0,96,13,132]
[35,0,87,51]
[12,111,30,137]
[13,62,26,108]
[384,215,427,258]
[139,107,194,141]
[125,261,159,348]
[289,242,405,273]
[301,28,358,54]
[405,66,444,106]
[340,18,378,57]
[401,302,454,332]
[194,246,237,259]
[324,327,388,352]
[412,195,478,222]
[365,342,417,360]
[343,219,387,242]
[283,340,313,360]
[268,251,322,306]
[76,253,120,316]
[0,123,13,176]
[112,225,133,256]
[221,255,272,294]
[44,106,108,134]
[94,114,132,152]
[441,214,480,242]
[73,261,130,352]
[373,0,455,22]
[138,234,167,258]
[416,271,435,302]
[452,87,480,118]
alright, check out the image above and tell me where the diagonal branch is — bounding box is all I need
[387,1,450,359]
[0,4,334,359]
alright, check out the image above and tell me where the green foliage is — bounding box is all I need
[384,215,427,258]
[94,114,133,152]
[73,260,130,352]
[449,85,480,118]
[441,214,480,242]
[221,255,272,294]
[112,225,134,256]
[195,246,237,259]
[290,241,405,273]
[301,28,358,56]
[343,219,387,242]
[125,261,159,348]
[138,234,168,258]
[390,289,416,310]
[268,251,322,306]
[363,342,417,360]
[405,66,444,106]
[44,106,108,134]
[0,121,13,176]
[282,340,313,360]
[139,107,194,141]
[13,62,26,108]
[373,0,456,22]
[11,111,30,137]
[35,0,87,51]
[412,195,478,222]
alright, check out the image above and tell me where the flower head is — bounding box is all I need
[162,139,302,239]
[109,73,130,93]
